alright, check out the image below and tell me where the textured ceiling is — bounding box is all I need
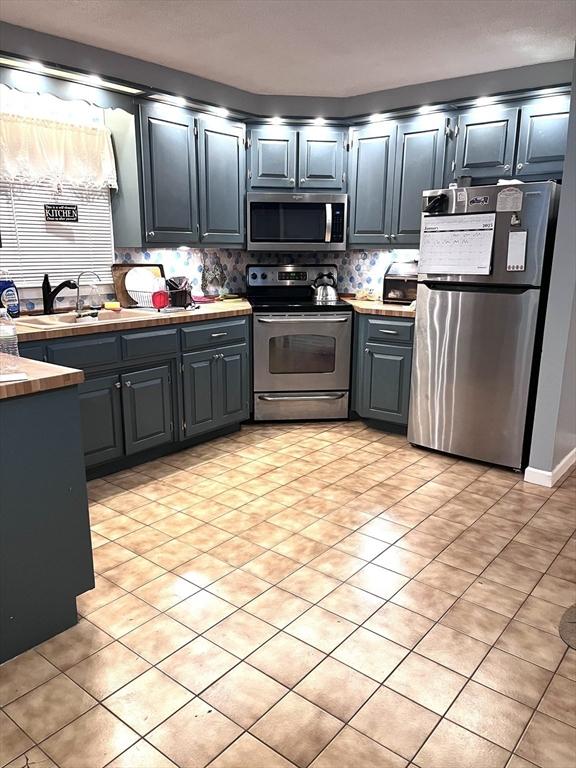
[0,0,575,97]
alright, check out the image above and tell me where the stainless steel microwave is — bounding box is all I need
[247,193,347,251]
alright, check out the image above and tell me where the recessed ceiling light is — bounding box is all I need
[28,60,45,71]
[87,74,104,86]
[270,116,283,124]
[369,113,383,122]
[313,117,326,125]
[171,96,187,106]
[212,106,229,117]
[475,96,495,106]
[419,105,434,114]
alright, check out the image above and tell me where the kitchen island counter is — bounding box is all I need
[0,354,84,400]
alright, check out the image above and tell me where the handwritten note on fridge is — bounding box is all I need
[419,213,496,275]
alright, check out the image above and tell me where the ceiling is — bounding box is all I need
[0,0,574,97]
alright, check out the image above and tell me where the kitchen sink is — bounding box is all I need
[18,308,158,327]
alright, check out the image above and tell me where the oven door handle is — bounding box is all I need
[325,203,333,243]
[258,393,346,401]
[256,317,348,323]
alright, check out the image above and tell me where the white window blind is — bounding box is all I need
[0,180,114,287]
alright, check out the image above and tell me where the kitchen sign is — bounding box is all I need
[44,204,78,222]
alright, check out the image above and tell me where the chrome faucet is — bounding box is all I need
[76,271,102,316]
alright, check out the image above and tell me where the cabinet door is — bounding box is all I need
[219,343,250,425]
[297,127,346,189]
[198,117,245,245]
[249,127,297,188]
[455,106,519,179]
[358,342,412,425]
[516,95,570,178]
[348,121,397,245]
[182,349,219,438]
[78,375,124,467]
[139,102,198,244]
[121,365,173,455]
[391,115,447,245]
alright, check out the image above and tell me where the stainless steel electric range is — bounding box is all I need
[246,264,353,421]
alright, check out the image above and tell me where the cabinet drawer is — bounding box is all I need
[47,336,120,369]
[365,318,413,344]
[181,318,248,351]
[121,329,179,361]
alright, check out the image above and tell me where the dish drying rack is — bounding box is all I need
[128,288,196,310]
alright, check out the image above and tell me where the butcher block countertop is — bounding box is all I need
[343,298,416,318]
[0,355,84,400]
[15,300,253,342]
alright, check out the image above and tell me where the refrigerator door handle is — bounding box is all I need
[424,283,535,295]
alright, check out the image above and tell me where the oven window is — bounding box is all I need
[269,334,336,373]
[250,202,326,242]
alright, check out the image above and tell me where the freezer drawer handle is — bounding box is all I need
[379,329,398,335]
[258,393,346,401]
[256,317,348,323]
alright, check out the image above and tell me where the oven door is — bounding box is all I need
[253,313,352,391]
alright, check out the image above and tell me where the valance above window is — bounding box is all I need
[0,113,118,190]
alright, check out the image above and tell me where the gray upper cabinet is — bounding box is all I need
[121,365,173,455]
[139,102,199,244]
[248,127,297,188]
[348,121,397,245]
[454,106,519,180]
[391,114,447,245]
[298,127,346,189]
[197,117,246,245]
[515,95,570,178]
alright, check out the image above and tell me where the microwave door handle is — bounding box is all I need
[325,203,332,243]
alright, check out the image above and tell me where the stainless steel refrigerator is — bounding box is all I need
[408,181,559,470]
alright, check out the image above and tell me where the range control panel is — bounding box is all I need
[247,265,338,287]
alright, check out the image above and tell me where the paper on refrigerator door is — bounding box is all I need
[418,213,496,275]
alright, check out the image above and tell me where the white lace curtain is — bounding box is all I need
[0,113,118,190]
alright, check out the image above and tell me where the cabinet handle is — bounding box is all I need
[212,354,219,360]
[390,234,397,240]
[211,332,227,337]
[516,163,524,170]
[300,178,306,183]
[114,382,121,389]
[289,178,295,185]
[379,329,399,335]
[219,353,224,359]
[125,380,132,387]
[504,164,511,171]
[148,231,155,238]
[364,347,369,353]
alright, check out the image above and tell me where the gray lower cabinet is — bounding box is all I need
[182,342,250,437]
[197,117,245,244]
[139,102,199,244]
[454,105,519,180]
[353,315,414,427]
[79,375,124,467]
[122,366,174,454]
[182,348,219,437]
[348,121,397,246]
[248,127,297,188]
[515,95,570,178]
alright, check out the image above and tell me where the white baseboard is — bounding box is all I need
[524,446,576,488]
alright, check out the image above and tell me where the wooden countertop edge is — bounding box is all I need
[14,299,414,343]
[0,356,84,400]
[342,298,416,318]
[15,302,253,342]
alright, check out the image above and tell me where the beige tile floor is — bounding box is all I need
[1,421,575,768]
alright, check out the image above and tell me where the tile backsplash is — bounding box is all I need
[114,247,419,295]
[17,247,419,311]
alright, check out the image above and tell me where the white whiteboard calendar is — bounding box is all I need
[419,213,496,275]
